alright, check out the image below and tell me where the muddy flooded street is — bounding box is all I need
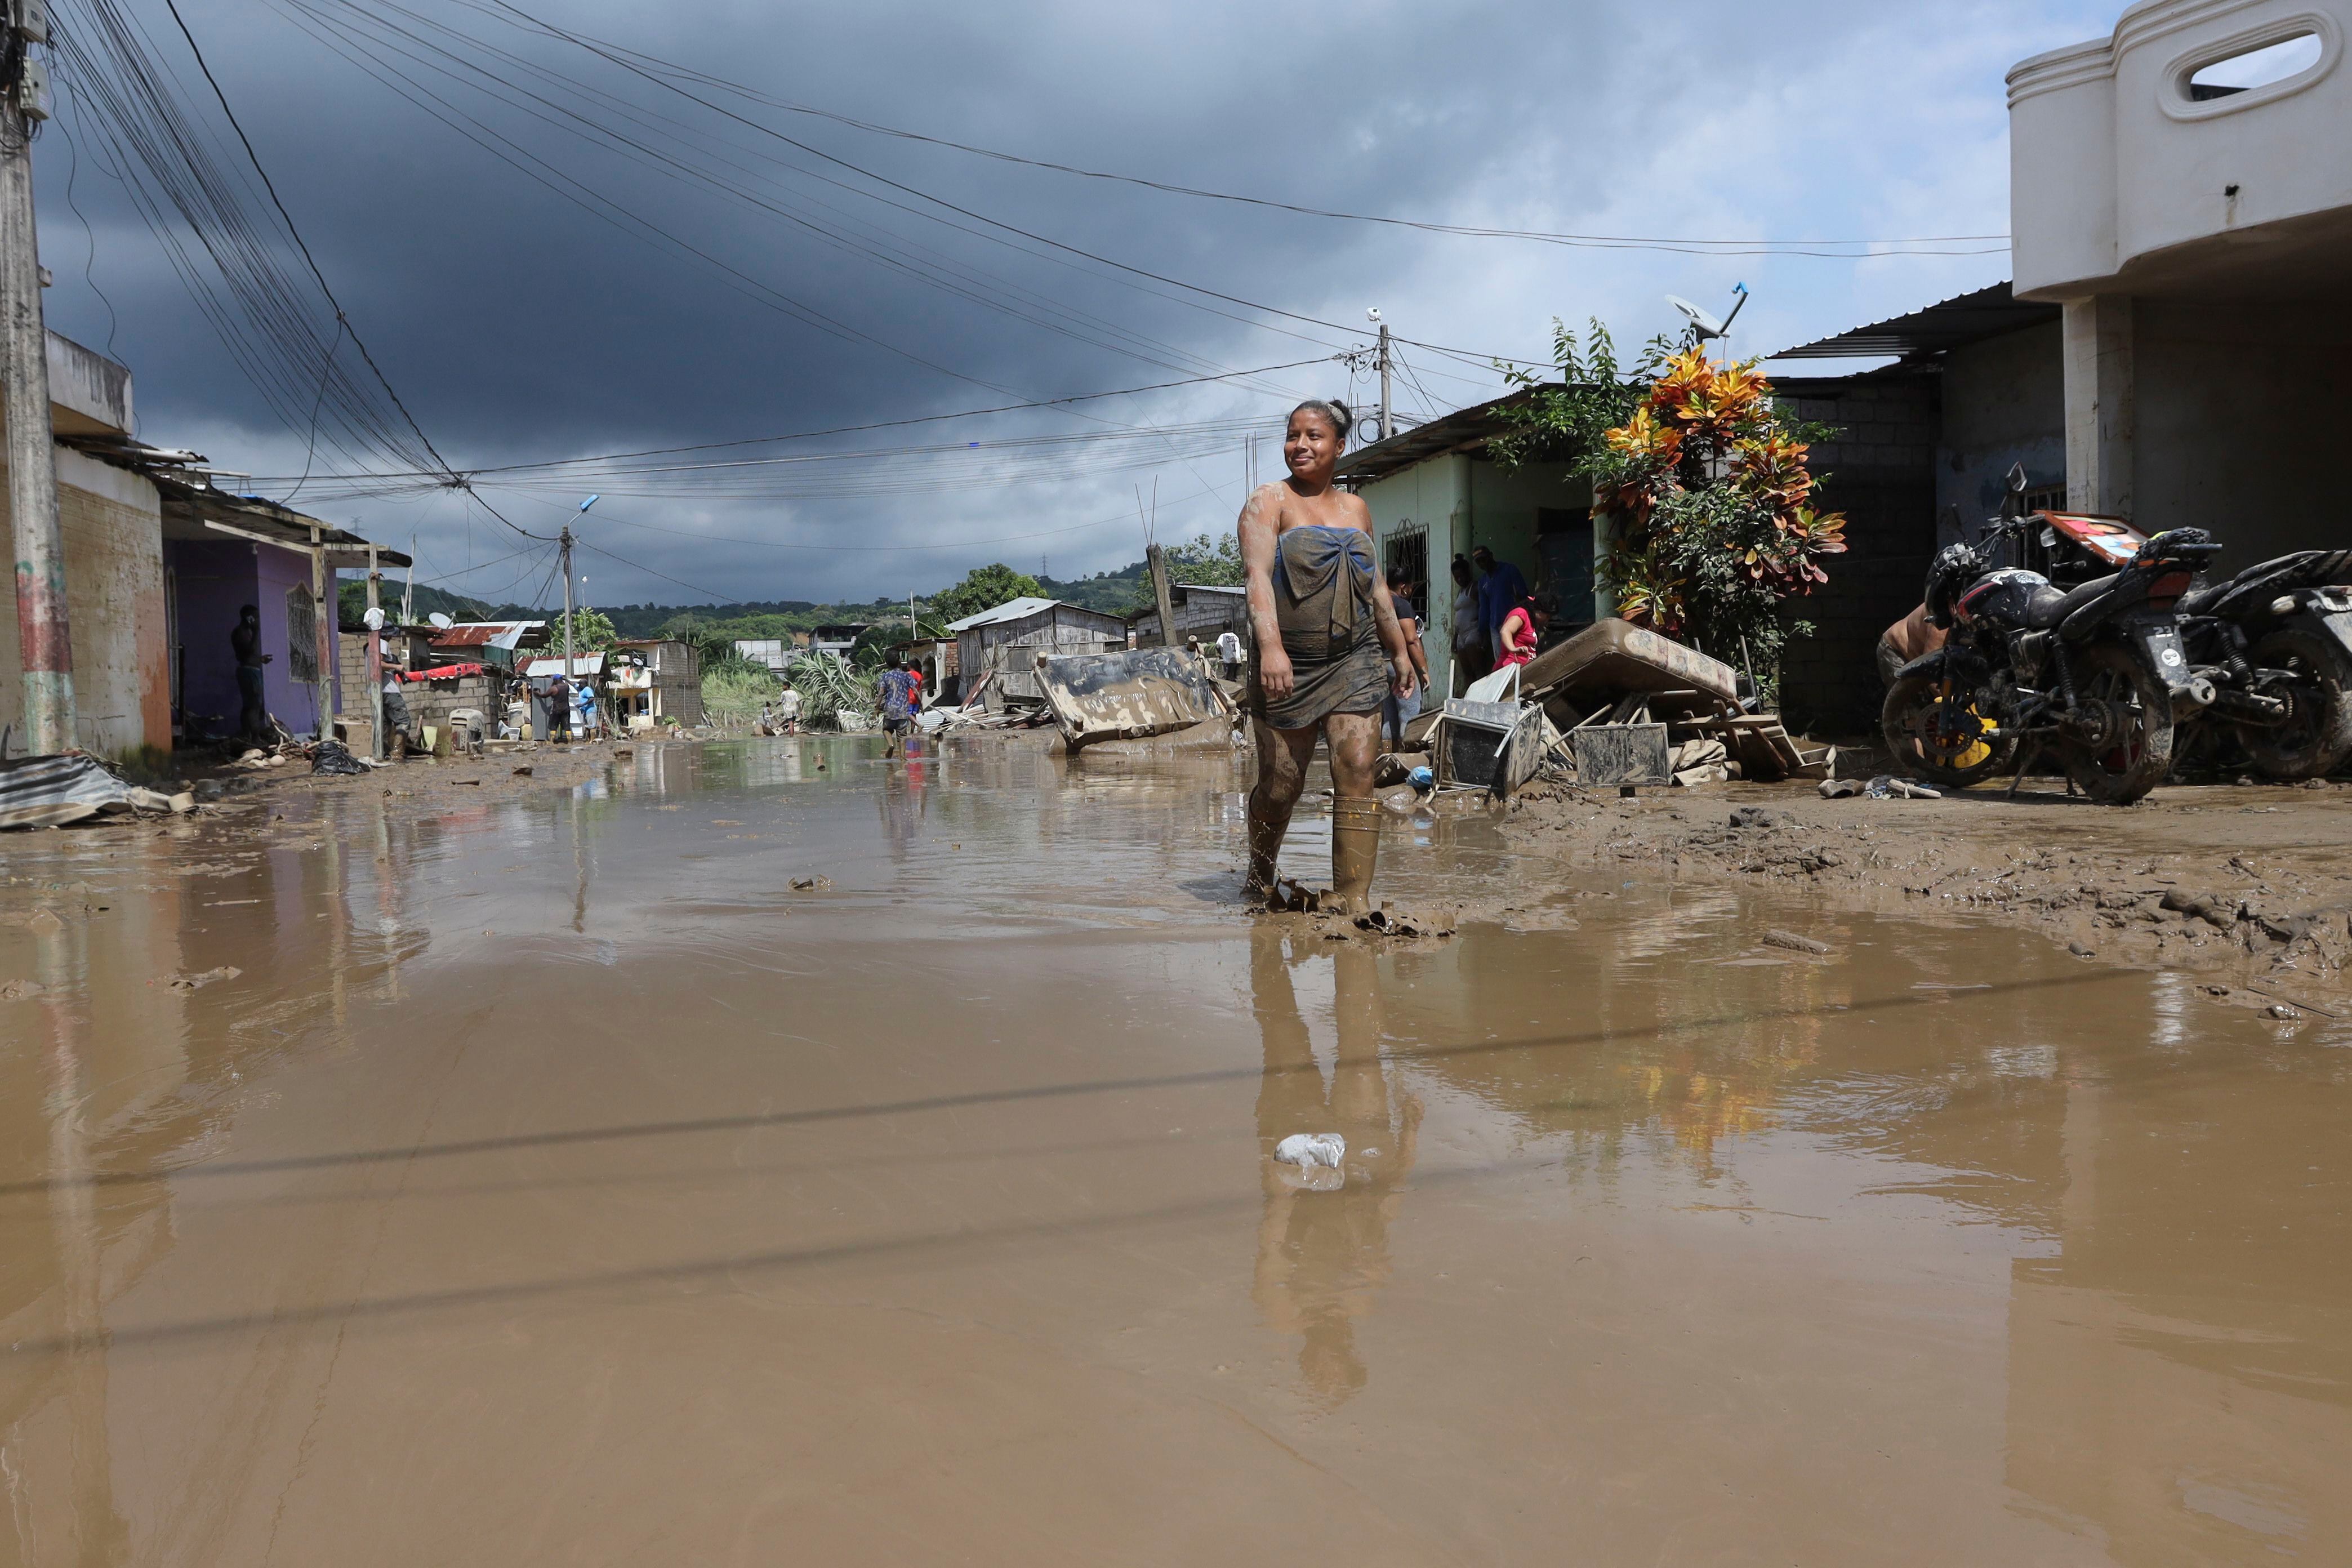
[2,738,2348,1565]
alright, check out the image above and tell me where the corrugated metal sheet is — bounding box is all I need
[945,596,1061,632]
[433,621,545,649]
[0,755,135,829]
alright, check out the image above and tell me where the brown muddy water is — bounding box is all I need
[1,736,2347,1565]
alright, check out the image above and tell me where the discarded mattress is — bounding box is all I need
[1517,618,1737,705]
[0,754,139,829]
[1034,647,1226,750]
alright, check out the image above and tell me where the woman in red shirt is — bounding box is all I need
[1496,595,1549,668]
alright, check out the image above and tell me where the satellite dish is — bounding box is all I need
[1667,295,1726,338]
[429,611,454,630]
[1666,285,1750,349]
[363,606,385,631]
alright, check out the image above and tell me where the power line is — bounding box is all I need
[159,0,456,476]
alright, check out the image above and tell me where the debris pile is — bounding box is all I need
[1414,619,1829,800]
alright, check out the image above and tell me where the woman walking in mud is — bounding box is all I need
[1240,400,1417,912]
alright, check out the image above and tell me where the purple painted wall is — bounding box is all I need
[167,538,340,740]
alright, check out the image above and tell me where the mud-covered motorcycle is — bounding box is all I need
[1883,470,2220,804]
[2008,505,2352,781]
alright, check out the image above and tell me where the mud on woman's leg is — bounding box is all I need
[1246,719,1317,899]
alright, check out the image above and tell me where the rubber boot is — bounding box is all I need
[1245,797,1291,904]
[1329,796,1382,916]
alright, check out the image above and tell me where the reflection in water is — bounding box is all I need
[877,752,929,864]
[1250,931,1420,1406]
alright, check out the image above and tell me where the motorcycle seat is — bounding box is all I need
[2024,573,2115,630]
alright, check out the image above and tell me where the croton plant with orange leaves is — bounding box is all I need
[1589,350,1846,689]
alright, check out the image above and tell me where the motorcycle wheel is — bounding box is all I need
[1881,675,2014,789]
[2061,643,2173,804]
[2239,627,2352,781]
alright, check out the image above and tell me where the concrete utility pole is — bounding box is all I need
[2,2,73,754]
[1377,321,1392,449]
[559,525,576,681]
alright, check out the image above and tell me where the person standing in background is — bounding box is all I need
[1382,564,1428,751]
[230,604,273,745]
[1448,556,1487,694]
[1471,546,1529,663]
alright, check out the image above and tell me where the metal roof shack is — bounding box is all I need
[1130,582,1249,646]
[948,598,1128,711]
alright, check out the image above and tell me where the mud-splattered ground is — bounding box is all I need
[1508,776,2352,1017]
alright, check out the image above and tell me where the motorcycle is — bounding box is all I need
[1883,467,2220,804]
[2008,505,2352,780]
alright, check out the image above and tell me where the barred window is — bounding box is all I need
[286,585,319,683]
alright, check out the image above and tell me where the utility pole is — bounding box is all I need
[400,531,415,623]
[560,525,576,682]
[1377,320,1392,448]
[2,2,73,754]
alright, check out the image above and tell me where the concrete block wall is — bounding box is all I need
[1774,376,1941,737]
[0,448,167,759]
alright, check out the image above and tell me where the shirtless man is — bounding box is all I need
[1877,603,1946,688]
[1240,399,1417,912]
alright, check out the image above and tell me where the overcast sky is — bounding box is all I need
[34,0,2117,608]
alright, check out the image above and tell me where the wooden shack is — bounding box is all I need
[947,597,1129,710]
[1128,583,1249,648]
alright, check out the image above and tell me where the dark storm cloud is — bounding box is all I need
[30,1,2114,604]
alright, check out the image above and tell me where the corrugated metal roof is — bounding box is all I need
[1768,282,2059,362]
[1336,387,1551,485]
[433,621,545,648]
[945,596,1060,631]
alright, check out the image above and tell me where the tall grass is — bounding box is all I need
[700,663,776,727]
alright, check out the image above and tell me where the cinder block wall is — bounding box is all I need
[1774,376,1940,738]
[0,452,167,759]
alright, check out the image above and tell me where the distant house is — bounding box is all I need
[946,597,1127,710]
[810,622,869,657]
[1128,583,1249,648]
[733,638,791,675]
[612,638,704,728]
